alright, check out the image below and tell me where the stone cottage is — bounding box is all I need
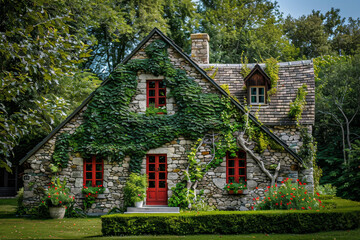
[20,28,315,213]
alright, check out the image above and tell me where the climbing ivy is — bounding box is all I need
[264,57,279,100]
[289,84,308,124]
[51,40,237,173]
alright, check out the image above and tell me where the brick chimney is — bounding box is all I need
[190,33,210,64]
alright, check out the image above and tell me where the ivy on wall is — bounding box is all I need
[52,40,237,173]
[289,84,308,124]
[264,57,279,99]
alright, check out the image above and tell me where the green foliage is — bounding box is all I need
[299,126,317,169]
[168,182,192,209]
[254,179,322,211]
[224,181,247,192]
[145,105,167,116]
[51,133,71,172]
[317,184,337,196]
[289,84,308,124]
[43,177,75,207]
[264,57,279,98]
[101,205,360,235]
[52,39,232,173]
[82,185,105,211]
[124,173,147,207]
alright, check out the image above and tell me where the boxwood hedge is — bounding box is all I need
[101,207,360,236]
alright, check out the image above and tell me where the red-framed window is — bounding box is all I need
[83,156,104,187]
[226,150,246,183]
[147,80,166,108]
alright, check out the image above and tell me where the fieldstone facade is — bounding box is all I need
[21,29,314,212]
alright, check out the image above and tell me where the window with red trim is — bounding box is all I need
[226,150,246,183]
[83,156,104,187]
[147,80,166,108]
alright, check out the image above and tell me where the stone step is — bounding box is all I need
[125,205,180,214]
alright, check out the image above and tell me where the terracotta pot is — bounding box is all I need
[228,190,243,194]
[49,206,66,219]
[135,201,143,208]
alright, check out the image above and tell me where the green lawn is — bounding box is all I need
[1,198,360,239]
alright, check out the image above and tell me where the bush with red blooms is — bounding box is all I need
[224,180,247,192]
[252,178,323,210]
[82,185,105,210]
[43,177,75,207]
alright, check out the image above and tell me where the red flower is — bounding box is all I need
[297,179,299,182]
[42,201,44,203]
[96,191,98,193]
[227,186,230,188]
[253,198,255,201]
[251,206,254,210]
[56,197,58,199]
[48,195,51,198]
[255,187,258,189]
[267,186,270,189]
[316,192,320,196]
[275,203,278,206]
[245,179,247,182]
[275,184,277,187]
[304,191,307,194]
[55,187,57,190]
[303,183,307,185]
[59,201,62,204]
[73,197,75,199]
[308,206,312,209]
[290,198,293,200]
[230,183,233,185]
[65,206,67,209]
[302,207,305,210]
[281,181,284,184]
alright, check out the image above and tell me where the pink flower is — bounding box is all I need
[138,194,141,197]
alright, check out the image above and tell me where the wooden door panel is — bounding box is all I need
[146,154,167,205]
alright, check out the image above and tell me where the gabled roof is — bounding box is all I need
[243,64,271,88]
[19,28,303,165]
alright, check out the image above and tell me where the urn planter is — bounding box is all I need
[49,206,66,219]
[135,201,144,208]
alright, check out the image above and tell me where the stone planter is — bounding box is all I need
[228,190,243,195]
[49,206,66,219]
[135,201,144,208]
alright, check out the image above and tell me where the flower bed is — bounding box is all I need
[102,206,360,235]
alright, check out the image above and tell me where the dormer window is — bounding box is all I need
[243,64,271,105]
[250,87,265,104]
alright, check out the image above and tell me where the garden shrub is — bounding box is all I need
[317,184,337,196]
[253,178,322,210]
[101,207,360,235]
[123,173,147,208]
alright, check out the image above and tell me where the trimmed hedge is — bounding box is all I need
[102,208,360,235]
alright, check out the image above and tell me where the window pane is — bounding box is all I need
[228,160,234,167]
[251,88,257,95]
[149,98,155,104]
[259,88,264,95]
[159,89,166,96]
[86,181,92,186]
[86,164,92,171]
[159,181,166,188]
[238,151,246,159]
[149,156,155,163]
[159,164,166,171]
[251,96,257,103]
[159,81,165,88]
[96,180,102,186]
[149,181,155,188]
[228,168,234,176]
[96,172,102,179]
[149,172,155,180]
[149,81,155,88]
[96,164,102,171]
[228,177,235,183]
[159,172,165,180]
[159,156,166,163]
[149,90,155,97]
[159,98,166,105]
[259,96,265,103]
[239,160,245,167]
[149,164,155,171]
[239,177,246,183]
[86,172,92,180]
[239,168,245,176]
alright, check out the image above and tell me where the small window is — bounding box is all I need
[226,151,246,183]
[83,156,104,187]
[250,87,265,104]
[147,80,166,108]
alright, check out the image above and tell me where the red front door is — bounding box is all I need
[146,154,167,205]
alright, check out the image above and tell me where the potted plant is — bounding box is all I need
[82,185,105,210]
[224,181,247,194]
[124,173,147,208]
[43,177,75,219]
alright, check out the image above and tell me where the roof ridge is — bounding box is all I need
[199,60,313,68]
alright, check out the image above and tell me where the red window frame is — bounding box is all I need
[226,150,246,183]
[146,80,166,108]
[83,156,104,187]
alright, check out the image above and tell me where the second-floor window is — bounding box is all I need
[250,87,265,104]
[147,80,166,108]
